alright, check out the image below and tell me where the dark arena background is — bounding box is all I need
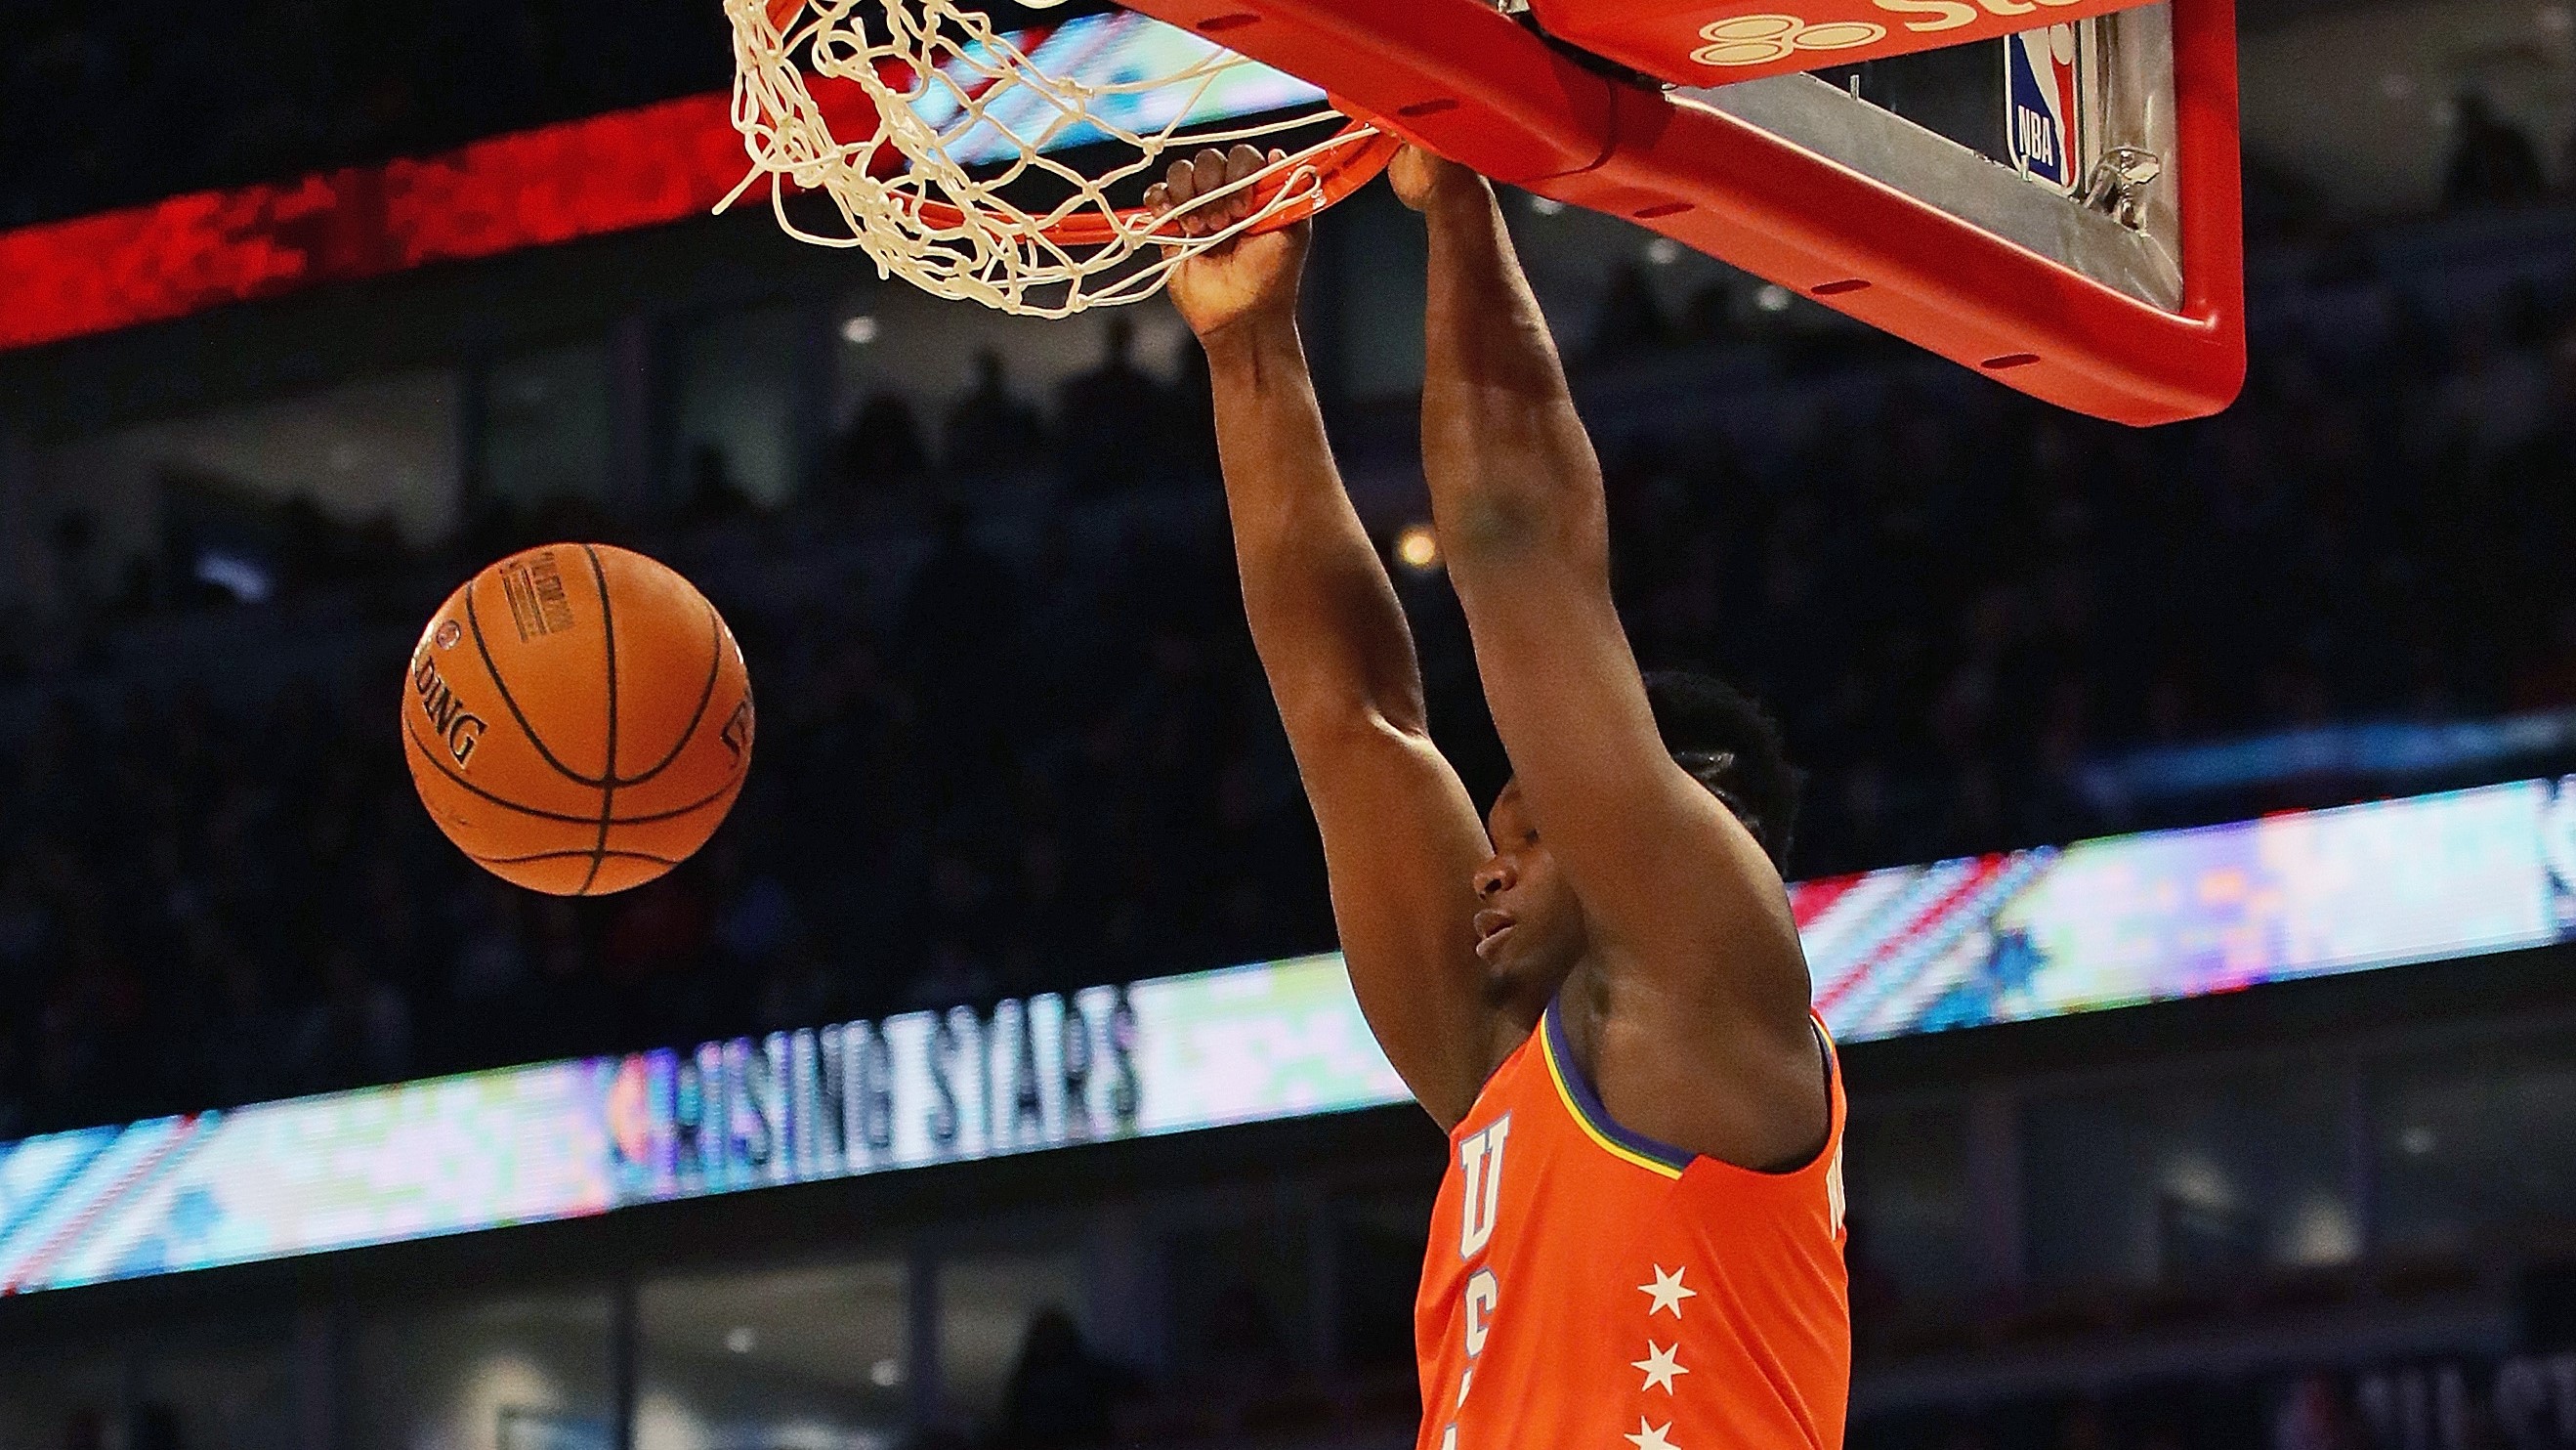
[4,1,2576,1448]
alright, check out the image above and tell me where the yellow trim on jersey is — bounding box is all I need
[1537,1018,1688,1180]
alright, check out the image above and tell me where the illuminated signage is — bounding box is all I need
[0,779,2567,1296]
[0,96,747,354]
[597,960,1401,1202]
[0,956,1407,1295]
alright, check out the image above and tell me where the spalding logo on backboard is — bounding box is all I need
[2006,24,2086,194]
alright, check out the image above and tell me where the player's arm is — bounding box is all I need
[1398,149,1828,1170]
[1152,148,1506,1130]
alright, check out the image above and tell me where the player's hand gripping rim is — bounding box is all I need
[1144,143,1292,242]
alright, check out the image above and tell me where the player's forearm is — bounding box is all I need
[1416,181,1611,584]
[1205,318,1432,737]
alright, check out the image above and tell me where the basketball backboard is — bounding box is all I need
[727,0,2244,425]
[1116,0,2244,425]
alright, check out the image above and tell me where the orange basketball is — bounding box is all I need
[401,543,754,896]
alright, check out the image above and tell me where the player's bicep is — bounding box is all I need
[1283,714,1503,1130]
[1457,567,1814,1027]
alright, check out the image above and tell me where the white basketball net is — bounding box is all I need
[722,0,1382,317]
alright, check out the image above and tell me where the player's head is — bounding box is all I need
[1639,669,1800,870]
[1471,672,1800,1001]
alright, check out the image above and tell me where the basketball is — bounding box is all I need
[401,542,754,896]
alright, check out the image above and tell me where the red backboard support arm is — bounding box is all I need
[1127,0,2245,426]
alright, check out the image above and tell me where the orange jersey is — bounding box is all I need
[1415,1001,1850,1450]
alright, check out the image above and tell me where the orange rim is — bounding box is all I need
[750,0,1396,247]
[896,124,1398,246]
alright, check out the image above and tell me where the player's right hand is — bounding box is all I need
[1151,145,1311,343]
[1387,145,1482,213]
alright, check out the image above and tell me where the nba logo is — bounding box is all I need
[2006,24,2084,194]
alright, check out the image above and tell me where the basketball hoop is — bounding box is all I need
[722,0,1396,316]
[725,0,2243,423]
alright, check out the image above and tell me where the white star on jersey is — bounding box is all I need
[1626,1416,1680,1450]
[1633,1340,1689,1393]
[1638,1264,1697,1318]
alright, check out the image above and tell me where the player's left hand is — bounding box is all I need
[1152,145,1311,343]
[1146,143,1287,239]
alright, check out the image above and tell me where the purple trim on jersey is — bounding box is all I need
[1541,997,1697,1174]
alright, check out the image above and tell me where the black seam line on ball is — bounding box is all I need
[578,544,618,897]
[404,718,743,826]
[465,569,612,789]
[471,848,683,868]
[615,601,726,789]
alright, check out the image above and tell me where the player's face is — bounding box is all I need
[1472,782,1588,998]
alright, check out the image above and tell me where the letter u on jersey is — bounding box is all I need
[1457,1116,1512,1259]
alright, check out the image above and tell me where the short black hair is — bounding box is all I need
[1642,670,1802,872]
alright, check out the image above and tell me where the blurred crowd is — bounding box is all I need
[0,475,1338,1134]
[1850,1358,2576,1450]
[1589,300,2576,869]
[6,212,2576,1142]
[945,1320,2522,1450]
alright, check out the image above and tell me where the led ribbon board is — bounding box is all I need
[0,780,2568,1296]
[0,96,746,354]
